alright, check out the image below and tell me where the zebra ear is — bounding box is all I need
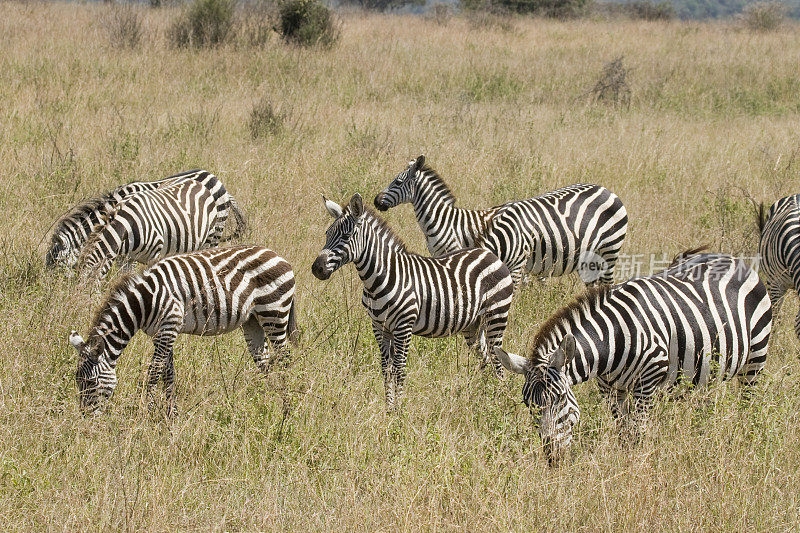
[493,346,531,375]
[349,193,364,218]
[415,155,425,169]
[69,330,85,352]
[322,195,342,218]
[550,333,576,370]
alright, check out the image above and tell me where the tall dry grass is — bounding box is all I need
[2,2,800,529]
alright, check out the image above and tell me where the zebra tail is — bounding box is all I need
[222,197,248,242]
[755,201,768,235]
[287,300,301,345]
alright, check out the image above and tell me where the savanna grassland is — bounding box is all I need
[2,1,800,529]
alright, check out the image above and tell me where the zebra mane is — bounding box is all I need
[49,193,115,249]
[530,284,611,364]
[363,207,409,253]
[418,164,457,206]
[90,271,140,332]
[75,209,117,270]
[669,245,710,267]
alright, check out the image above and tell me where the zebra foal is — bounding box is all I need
[69,246,297,415]
[374,156,628,286]
[47,169,246,270]
[495,251,772,464]
[312,194,514,410]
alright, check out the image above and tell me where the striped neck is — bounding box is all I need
[411,169,484,254]
[352,212,407,293]
[531,287,614,385]
[89,277,153,361]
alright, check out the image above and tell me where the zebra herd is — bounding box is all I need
[51,158,800,464]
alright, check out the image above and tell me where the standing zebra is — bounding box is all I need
[46,169,246,269]
[374,156,628,286]
[495,251,772,464]
[758,194,800,340]
[76,178,231,278]
[312,194,514,410]
[69,246,297,415]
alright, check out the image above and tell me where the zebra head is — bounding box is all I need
[69,329,117,412]
[494,334,581,465]
[374,155,425,211]
[312,194,366,280]
[45,233,69,269]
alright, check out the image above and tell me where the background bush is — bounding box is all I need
[597,0,675,20]
[168,0,235,48]
[337,0,425,12]
[740,1,786,30]
[461,0,592,18]
[104,5,144,49]
[276,0,339,47]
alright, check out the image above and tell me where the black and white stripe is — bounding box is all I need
[76,173,241,278]
[496,252,772,464]
[312,194,515,410]
[758,194,800,339]
[374,156,628,286]
[47,169,246,269]
[69,246,297,415]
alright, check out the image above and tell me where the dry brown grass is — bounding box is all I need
[3,2,800,529]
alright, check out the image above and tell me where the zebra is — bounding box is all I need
[311,193,515,410]
[46,169,246,269]
[68,245,297,415]
[494,251,772,465]
[373,156,628,286]
[757,195,800,340]
[76,177,234,279]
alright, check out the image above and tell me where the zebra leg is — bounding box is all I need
[767,284,787,319]
[148,326,179,415]
[372,322,394,410]
[242,316,269,373]
[390,324,414,411]
[162,349,177,418]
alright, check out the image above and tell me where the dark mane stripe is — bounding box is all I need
[90,271,140,331]
[670,245,710,267]
[361,206,409,253]
[530,284,610,362]
[419,164,457,206]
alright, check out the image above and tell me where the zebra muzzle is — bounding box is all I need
[311,254,332,280]
[373,194,390,212]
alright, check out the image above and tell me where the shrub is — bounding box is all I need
[248,98,283,138]
[338,0,424,12]
[104,5,143,49]
[597,0,674,20]
[237,0,277,46]
[740,1,786,31]
[462,0,591,18]
[168,0,235,48]
[429,3,452,24]
[591,56,631,107]
[276,0,339,47]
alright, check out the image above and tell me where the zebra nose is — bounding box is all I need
[374,194,389,211]
[311,254,331,280]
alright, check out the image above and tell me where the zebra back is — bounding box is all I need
[47,169,246,269]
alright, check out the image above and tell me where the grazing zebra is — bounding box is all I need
[311,193,514,410]
[374,156,628,286]
[495,251,772,464]
[758,195,800,339]
[46,169,246,269]
[69,246,297,415]
[76,178,231,278]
